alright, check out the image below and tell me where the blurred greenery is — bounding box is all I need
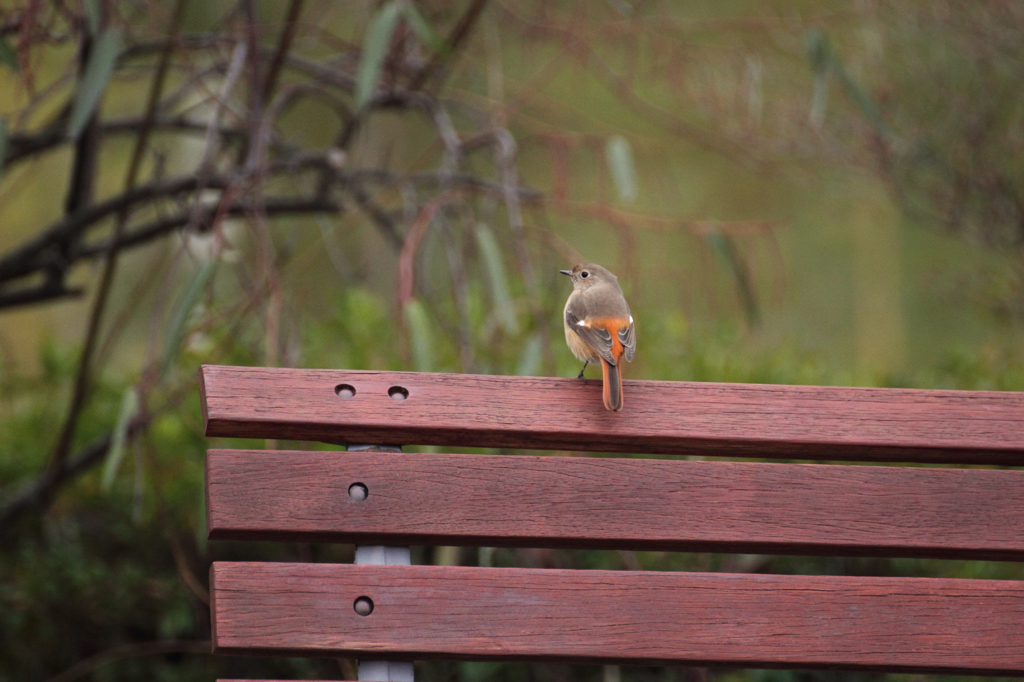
[2,1,1024,681]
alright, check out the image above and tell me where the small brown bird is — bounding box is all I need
[561,263,636,411]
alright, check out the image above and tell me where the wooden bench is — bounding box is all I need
[200,364,1024,680]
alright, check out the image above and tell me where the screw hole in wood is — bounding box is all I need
[335,384,356,398]
[348,482,368,501]
[353,596,374,616]
[388,386,409,401]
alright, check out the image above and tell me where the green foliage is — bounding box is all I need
[805,30,889,138]
[0,36,16,73]
[83,0,102,36]
[355,1,404,108]
[355,0,443,108]
[303,287,402,371]
[403,298,436,372]
[0,117,7,182]
[605,135,639,204]
[402,1,445,53]
[912,346,1024,392]
[100,387,139,493]
[67,27,123,138]
[516,332,544,376]
[161,262,217,378]
[475,223,519,335]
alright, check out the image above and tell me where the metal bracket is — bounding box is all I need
[348,443,413,682]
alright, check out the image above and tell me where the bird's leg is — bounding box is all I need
[576,361,588,380]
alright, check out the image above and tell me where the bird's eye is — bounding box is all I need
[581,271,589,278]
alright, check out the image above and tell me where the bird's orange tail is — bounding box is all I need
[601,358,623,412]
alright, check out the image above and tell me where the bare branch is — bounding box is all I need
[0,175,230,284]
[398,190,463,306]
[346,184,404,250]
[0,427,124,528]
[0,282,84,309]
[47,0,189,473]
[0,151,540,309]
[461,128,535,292]
[5,115,249,167]
[262,0,306,98]
[62,28,102,264]
[73,195,342,259]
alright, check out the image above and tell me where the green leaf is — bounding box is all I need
[101,387,139,493]
[0,117,8,182]
[516,332,543,377]
[475,223,519,334]
[161,261,216,376]
[804,29,889,139]
[67,27,123,138]
[83,0,102,36]
[809,71,828,128]
[605,135,638,203]
[356,0,403,109]
[705,229,760,330]
[403,2,445,52]
[832,59,889,139]
[0,35,18,72]
[805,29,830,73]
[460,662,505,682]
[402,297,435,372]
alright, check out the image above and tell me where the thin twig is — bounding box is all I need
[262,0,305,98]
[63,32,100,216]
[407,0,489,92]
[348,184,404,250]
[0,421,139,528]
[47,0,188,474]
[397,190,462,306]
[462,128,536,294]
[0,175,231,283]
[0,161,539,302]
[5,116,249,167]
[0,282,84,308]
[60,28,102,294]
[73,195,340,258]
[186,41,247,235]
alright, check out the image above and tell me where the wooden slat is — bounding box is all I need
[206,449,1024,560]
[199,365,1024,464]
[210,561,1024,674]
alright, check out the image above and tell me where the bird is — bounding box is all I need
[560,263,636,411]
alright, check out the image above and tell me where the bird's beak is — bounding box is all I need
[559,270,572,276]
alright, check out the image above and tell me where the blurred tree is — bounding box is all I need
[0,0,544,524]
[703,2,1024,318]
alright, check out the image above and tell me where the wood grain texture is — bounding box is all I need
[199,365,1024,464]
[209,561,1024,674]
[206,449,1024,560]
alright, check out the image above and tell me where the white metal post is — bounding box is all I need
[348,444,414,682]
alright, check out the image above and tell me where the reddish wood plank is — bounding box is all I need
[199,365,1024,464]
[210,562,1024,674]
[206,449,1024,560]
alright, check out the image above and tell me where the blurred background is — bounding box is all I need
[2,1,1023,680]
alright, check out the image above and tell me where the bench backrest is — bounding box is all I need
[200,364,1024,678]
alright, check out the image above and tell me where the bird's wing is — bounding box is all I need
[565,298,617,366]
[619,315,636,362]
